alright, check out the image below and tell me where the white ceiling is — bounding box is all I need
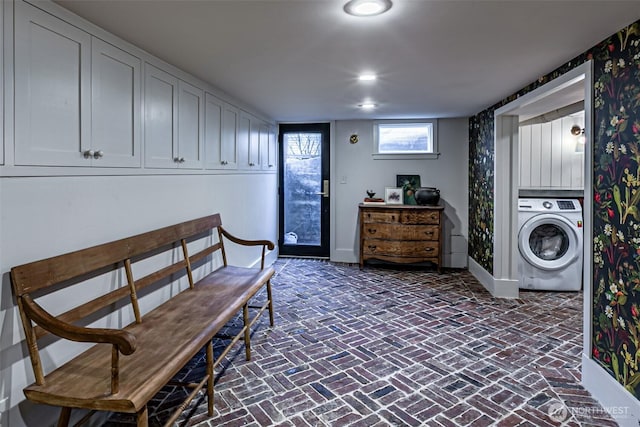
[54,0,640,122]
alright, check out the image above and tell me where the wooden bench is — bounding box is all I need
[10,214,275,427]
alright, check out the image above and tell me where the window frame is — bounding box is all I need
[372,119,439,160]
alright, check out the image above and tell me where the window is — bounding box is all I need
[373,119,438,159]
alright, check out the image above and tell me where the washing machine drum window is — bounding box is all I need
[528,224,569,261]
[518,214,580,271]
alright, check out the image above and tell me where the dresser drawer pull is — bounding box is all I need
[423,231,433,236]
[424,248,434,252]
[368,245,377,251]
[368,228,377,234]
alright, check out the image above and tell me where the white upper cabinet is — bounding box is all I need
[220,103,239,169]
[14,1,141,168]
[144,64,203,169]
[0,1,4,166]
[205,93,237,169]
[8,1,271,174]
[144,64,178,168]
[177,80,204,169]
[91,38,141,167]
[14,1,91,166]
[238,111,261,170]
[261,124,277,171]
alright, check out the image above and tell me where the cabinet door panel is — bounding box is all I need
[144,65,178,168]
[262,125,277,171]
[15,1,91,166]
[177,81,203,169]
[221,104,238,168]
[92,38,141,167]
[204,93,222,169]
[249,117,260,168]
[238,113,251,170]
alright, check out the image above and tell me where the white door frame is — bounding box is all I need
[493,62,592,302]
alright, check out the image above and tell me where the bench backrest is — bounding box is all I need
[10,214,227,383]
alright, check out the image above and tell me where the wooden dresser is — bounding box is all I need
[359,203,444,272]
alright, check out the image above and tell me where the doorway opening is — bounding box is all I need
[493,60,593,381]
[278,123,331,258]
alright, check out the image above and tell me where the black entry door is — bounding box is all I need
[278,123,330,258]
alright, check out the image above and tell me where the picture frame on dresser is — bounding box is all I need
[385,187,403,204]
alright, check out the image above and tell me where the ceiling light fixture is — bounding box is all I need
[344,0,392,17]
[359,103,376,109]
[358,73,377,81]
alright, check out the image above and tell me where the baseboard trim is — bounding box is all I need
[468,257,519,298]
[582,355,640,426]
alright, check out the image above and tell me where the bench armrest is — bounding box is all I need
[219,227,275,250]
[21,295,137,355]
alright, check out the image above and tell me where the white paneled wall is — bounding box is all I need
[519,112,585,190]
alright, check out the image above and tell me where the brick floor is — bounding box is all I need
[106,258,617,426]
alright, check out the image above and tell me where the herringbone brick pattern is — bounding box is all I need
[106,258,616,426]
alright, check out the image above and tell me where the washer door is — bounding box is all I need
[518,214,579,271]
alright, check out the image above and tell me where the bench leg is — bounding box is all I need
[266,279,275,327]
[206,341,214,416]
[243,303,251,361]
[57,407,71,427]
[136,406,148,427]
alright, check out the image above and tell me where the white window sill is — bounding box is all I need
[372,153,440,160]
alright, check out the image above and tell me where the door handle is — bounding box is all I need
[315,180,329,198]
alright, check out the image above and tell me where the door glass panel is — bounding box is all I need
[528,224,569,260]
[283,131,322,246]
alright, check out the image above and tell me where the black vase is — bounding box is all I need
[414,187,440,205]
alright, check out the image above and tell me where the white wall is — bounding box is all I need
[0,173,277,426]
[519,111,585,190]
[332,118,469,268]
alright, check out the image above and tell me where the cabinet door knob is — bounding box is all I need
[368,245,376,251]
[221,160,228,165]
[249,162,255,166]
[175,157,185,163]
[368,228,376,234]
[269,164,274,167]
[83,150,94,159]
[93,150,104,159]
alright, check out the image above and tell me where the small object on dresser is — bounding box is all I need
[415,187,440,206]
[364,189,385,204]
[363,197,385,204]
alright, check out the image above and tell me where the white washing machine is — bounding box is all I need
[518,199,583,291]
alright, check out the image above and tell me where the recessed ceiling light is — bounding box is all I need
[359,103,377,109]
[344,0,392,17]
[358,73,377,81]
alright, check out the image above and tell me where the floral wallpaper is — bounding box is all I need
[591,24,640,395]
[468,109,495,271]
[468,18,640,397]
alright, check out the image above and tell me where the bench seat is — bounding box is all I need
[11,214,276,426]
[24,266,273,414]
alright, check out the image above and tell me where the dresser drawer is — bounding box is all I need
[361,210,401,223]
[362,240,439,257]
[361,209,440,225]
[362,224,439,241]
[401,210,440,225]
